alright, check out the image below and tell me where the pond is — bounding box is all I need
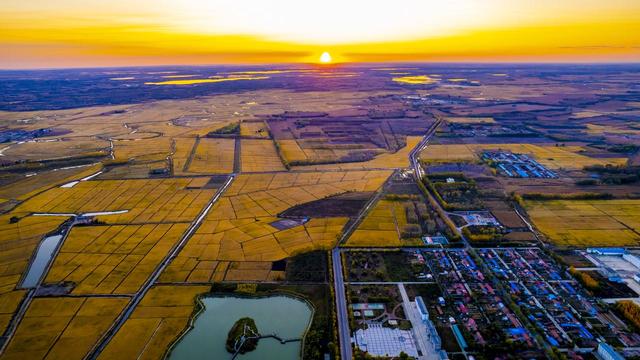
[20,234,63,288]
[168,295,313,360]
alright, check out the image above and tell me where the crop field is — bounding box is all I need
[2,296,129,360]
[420,143,627,169]
[525,199,640,246]
[278,139,361,165]
[209,170,390,219]
[240,139,286,172]
[346,199,415,247]
[0,164,102,202]
[113,137,171,163]
[0,214,69,331]
[291,136,421,170]
[223,261,285,282]
[171,137,197,175]
[1,138,109,162]
[44,223,189,294]
[97,285,210,360]
[15,178,216,224]
[187,138,234,174]
[160,216,347,282]
[160,170,389,282]
[240,121,269,138]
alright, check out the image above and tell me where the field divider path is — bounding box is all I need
[182,136,201,172]
[86,174,235,360]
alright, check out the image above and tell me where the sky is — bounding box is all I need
[1,0,639,68]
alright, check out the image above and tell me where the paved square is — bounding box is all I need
[353,324,419,357]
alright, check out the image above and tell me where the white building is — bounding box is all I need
[415,296,429,321]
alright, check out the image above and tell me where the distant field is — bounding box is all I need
[1,138,109,162]
[0,164,102,202]
[525,199,640,247]
[2,297,128,359]
[113,137,171,163]
[98,285,209,360]
[292,136,421,171]
[445,117,495,124]
[420,143,627,169]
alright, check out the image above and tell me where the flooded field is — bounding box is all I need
[169,295,313,360]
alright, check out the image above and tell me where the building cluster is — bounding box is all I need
[482,151,557,178]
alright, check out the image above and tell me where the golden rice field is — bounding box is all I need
[1,138,109,162]
[277,139,358,164]
[171,137,197,175]
[160,170,389,282]
[160,217,347,282]
[0,215,69,324]
[113,137,172,163]
[0,164,102,202]
[44,223,188,294]
[187,138,234,174]
[15,178,216,224]
[211,170,391,219]
[240,121,269,138]
[240,139,286,172]
[346,199,409,247]
[0,290,27,335]
[223,261,285,282]
[2,296,129,360]
[420,143,628,169]
[525,199,640,247]
[292,136,421,171]
[97,285,209,360]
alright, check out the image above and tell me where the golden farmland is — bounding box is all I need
[161,170,390,282]
[240,139,286,172]
[525,199,640,247]
[2,297,129,360]
[292,136,421,171]
[97,285,209,360]
[15,178,216,224]
[187,138,235,174]
[44,223,188,294]
[0,215,69,333]
[346,199,422,247]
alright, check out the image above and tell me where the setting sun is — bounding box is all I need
[320,52,332,63]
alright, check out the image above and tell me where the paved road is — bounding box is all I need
[332,248,352,360]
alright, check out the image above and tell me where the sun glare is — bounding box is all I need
[320,52,332,64]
